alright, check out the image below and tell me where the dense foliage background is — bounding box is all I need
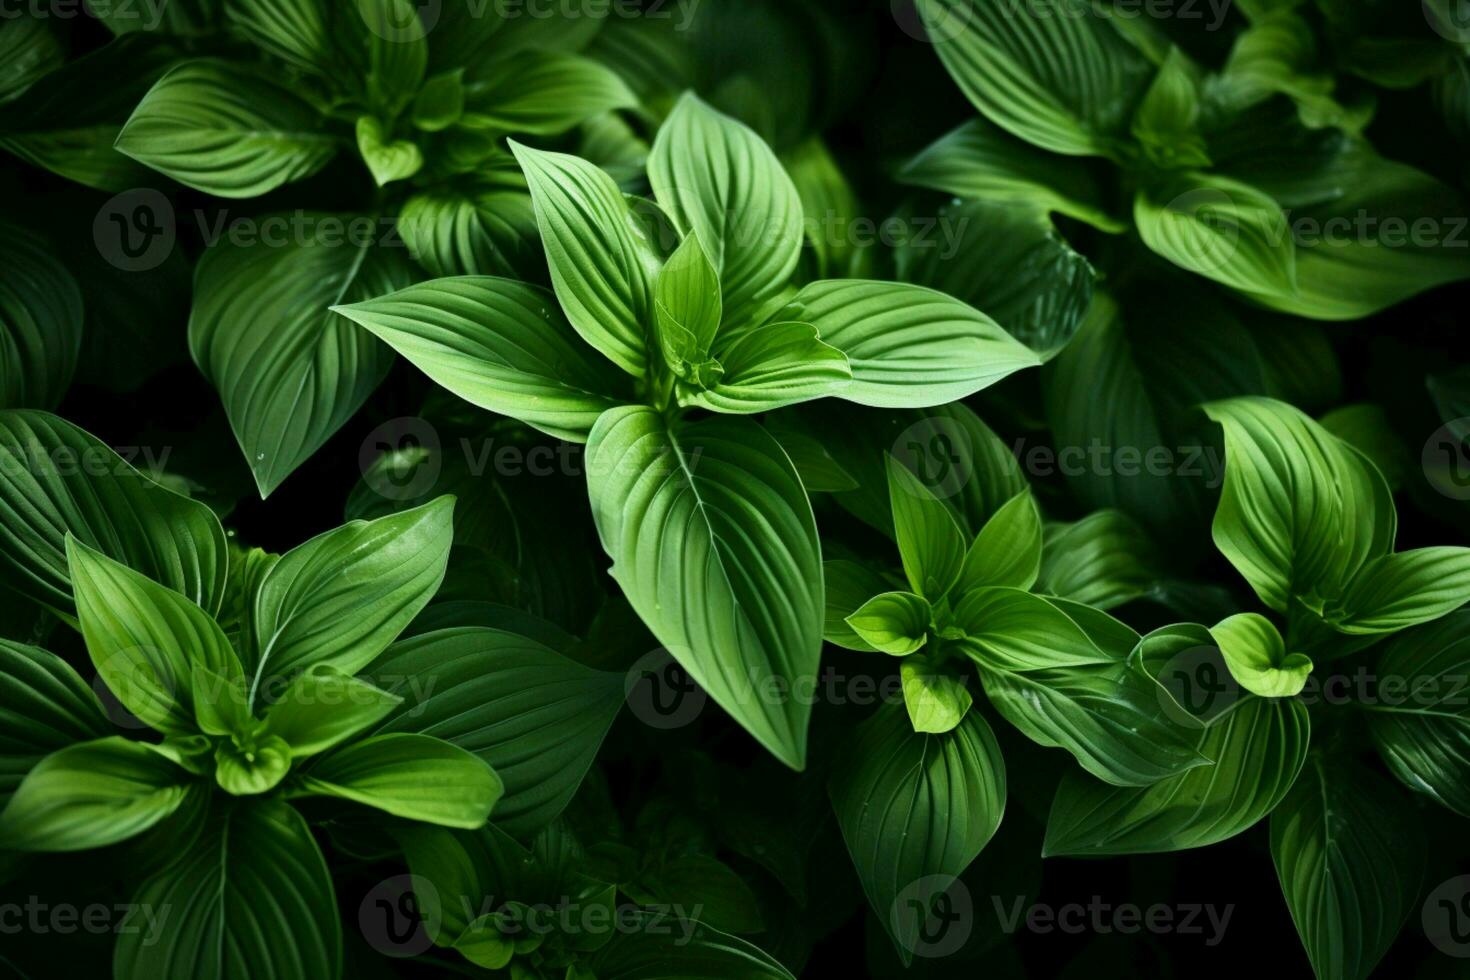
[3,1,1470,978]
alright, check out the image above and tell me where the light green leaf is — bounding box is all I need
[0,737,188,851]
[653,232,722,377]
[331,276,634,443]
[900,655,973,734]
[846,592,931,656]
[586,406,822,770]
[1135,172,1297,296]
[260,664,402,758]
[684,322,851,414]
[776,280,1041,408]
[252,497,454,691]
[463,50,637,135]
[301,732,501,829]
[887,454,967,600]
[1206,397,1395,613]
[0,410,229,616]
[828,703,1005,965]
[363,626,625,838]
[510,141,661,377]
[899,119,1124,231]
[1271,756,1424,980]
[915,0,1151,156]
[1044,697,1310,856]
[649,92,804,328]
[188,215,414,496]
[1327,547,1470,635]
[354,115,422,186]
[1364,611,1470,817]
[1211,613,1313,698]
[955,490,1042,593]
[114,798,341,980]
[0,640,111,803]
[0,224,82,411]
[69,536,241,735]
[952,587,1113,671]
[213,734,291,796]
[115,59,336,198]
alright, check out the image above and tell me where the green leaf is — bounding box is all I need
[0,737,188,851]
[653,232,722,377]
[846,592,932,656]
[358,0,427,115]
[1320,403,1405,491]
[776,280,1041,408]
[300,732,501,829]
[364,626,625,838]
[887,454,967,599]
[649,92,804,328]
[0,16,61,105]
[952,588,1114,671]
[116,59,336,198]
[1206,397,1394,613]
[0,640,110,803]
[1044,697,1310,856]
[462,50,637,135]
[0,410,229,616]
[1037,510,1162,610]
[398,183,541,278]
[1364,611,1470,816]
[213,734,291,796]
[1327,547,1470,635]
[332,276,634,442]
[510,141,661,378]
[684,322,851,414]
[225,0,332,74]
[588,914,798,980]
[354,115,422,186]
[1211,613,1313,698]
[188,216,414,496]
[260,664,402,758]
[1131,48,1211,168]
[900,655,974,734]
[0,223,82,411]
[915,0,1151,157]
[638,854,766,935]
[1135,172,1297,297]
[586,407,822,770]
[1271,756,1424,980]
[69,536,241,735]
[252,497,454,690]
[955,490,1042,593]
[114,798,341,979]
[411,70,465,131]
[823,560,895,652]
[828,703,1005,965]
[899,119,1123,231]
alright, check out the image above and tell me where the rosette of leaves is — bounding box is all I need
[902,0,1470,320]
[106,0,637,496]
[331,92,1043,770]
[0,491,512,977]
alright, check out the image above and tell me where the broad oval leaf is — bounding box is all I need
[586,406,822,770]
[188,214,414,496]
[1043,696,1310,856]
[115,59,336,198]
[300,732,502,829]
[462,50,638,135]
[683,321,851,414]
[332,276,634,442]
[0,640,110,803]
[828,703,1005,965]
[0,410,229,616]
[252,497,454,690]
[1327,547,1470,635]
[363,626,626,838]
[776,280,1041,408]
